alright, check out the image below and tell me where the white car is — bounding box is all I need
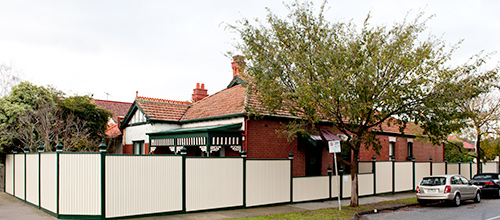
[416,174,481,206]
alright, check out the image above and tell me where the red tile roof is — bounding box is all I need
[181,85,246,121]
[94,99,132,124]
[135,96,191,122]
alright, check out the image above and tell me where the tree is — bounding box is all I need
[461,92,500,173]
[0,82,112,154]
[0,63,21,97]
[230,1,497,206]
[444,140,475,163]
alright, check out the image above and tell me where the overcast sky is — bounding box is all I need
[0,0,498,103]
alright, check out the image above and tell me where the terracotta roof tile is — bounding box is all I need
[136,97,191,121]
[181,85,246,121]
[94,100,132,123]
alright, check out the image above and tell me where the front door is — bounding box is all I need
[305,143,323,176]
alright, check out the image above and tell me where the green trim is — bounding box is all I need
[292,175,330,178]
[38,152,41,210]
[24,153,26,202]
[430,160,433,175]
[246,158,290,161]
[149,119,182,124]
[227,76,246,88]
[148,123,242,136]
[100,153,105,219]
[290,158,293,203]
[373,131,418,138]
[328,170,332,200]
[458,161,461,175]
[57,215,102,219]
[56,152,60,216]
[128,122,148,127]
[339,172,343,199]
[120,102,150,130]
[179,113,245,124]
[373,159,377,196]
[412,160,415,190]
[102,210,184,220]
[392,160,395,194]
[181,154,186,213]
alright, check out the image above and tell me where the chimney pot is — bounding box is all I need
[196,83,200,89]
[231,55,246,78]
[201,83,205,89]
[192,83,208,103]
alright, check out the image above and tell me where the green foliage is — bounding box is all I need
[230,1,497,206]
[0,81,112,154]
[232,0,496,156]
[481,137,500,161]
[59,95,112,141]
[444,140,475,163]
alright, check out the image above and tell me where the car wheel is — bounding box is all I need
[474,192,481,203]
[418,199,428,206]
[451,194,461,207]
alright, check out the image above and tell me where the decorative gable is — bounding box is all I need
[129,109,147,125]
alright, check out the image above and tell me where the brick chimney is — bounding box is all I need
[231,55,246,78]
[192,83,208,103]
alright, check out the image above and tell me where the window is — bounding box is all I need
[133,141,144,155]
[407,142,413,158]
[389,142,395,157]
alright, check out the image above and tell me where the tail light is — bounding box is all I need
[486,182,494,185]
[444,185,451,194]
[416,186,420,193]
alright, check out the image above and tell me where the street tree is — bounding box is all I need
[461,92,500,172]
[230,1,498,206]
[0,63,21,97]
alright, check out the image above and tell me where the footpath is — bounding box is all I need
[0,192,416,220]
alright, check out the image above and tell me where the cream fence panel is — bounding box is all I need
[25,154,39,206]
[5,154,13,194]
[246,160,290,207]
[483,162,499,173]
[105,155,182,218]
[460,163,471,179]
[395,162,412,191]
[375,162,392,194]
[40,153,57,213]
[359,174,374,196]
[342,174,352,198]
[432,163,446,175]
[331,176,339,198]
[358,162,373,174]
[59,154,101,215]
[14,154,25,200]
[447,163,459,174]
[186,158,243,212]
[293,176,329,202]
[471,164,478,176]
[414,163,430,187]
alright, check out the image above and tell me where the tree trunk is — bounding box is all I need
[476,134,482,174]
[350,149,359,207]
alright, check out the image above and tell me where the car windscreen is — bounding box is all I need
[473,174,498,180]
[420,177,446,186]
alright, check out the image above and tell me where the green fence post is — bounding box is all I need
[180,147,187,213]
[327,165,332,200]
[240,150,247,208]
[24,146,28,203]
[289,152,294,203]
[458,159,462,175]
[470,159,473,178]
[372,156,376,195]
[38,144,44,210]
[429,157,433,175]
[99,140,107,219]
[412,157,415,191]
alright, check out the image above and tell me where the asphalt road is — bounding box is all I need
[362,198,500,220]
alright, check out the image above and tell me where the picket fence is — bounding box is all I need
[4,152,500,219]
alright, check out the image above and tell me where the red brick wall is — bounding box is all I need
[359,135,444,162]
[246,119,306,176]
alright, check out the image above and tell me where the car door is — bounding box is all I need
[460,176,475,199]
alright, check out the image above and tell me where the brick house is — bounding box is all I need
[119,57,445,176]
[94,99,132,153]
